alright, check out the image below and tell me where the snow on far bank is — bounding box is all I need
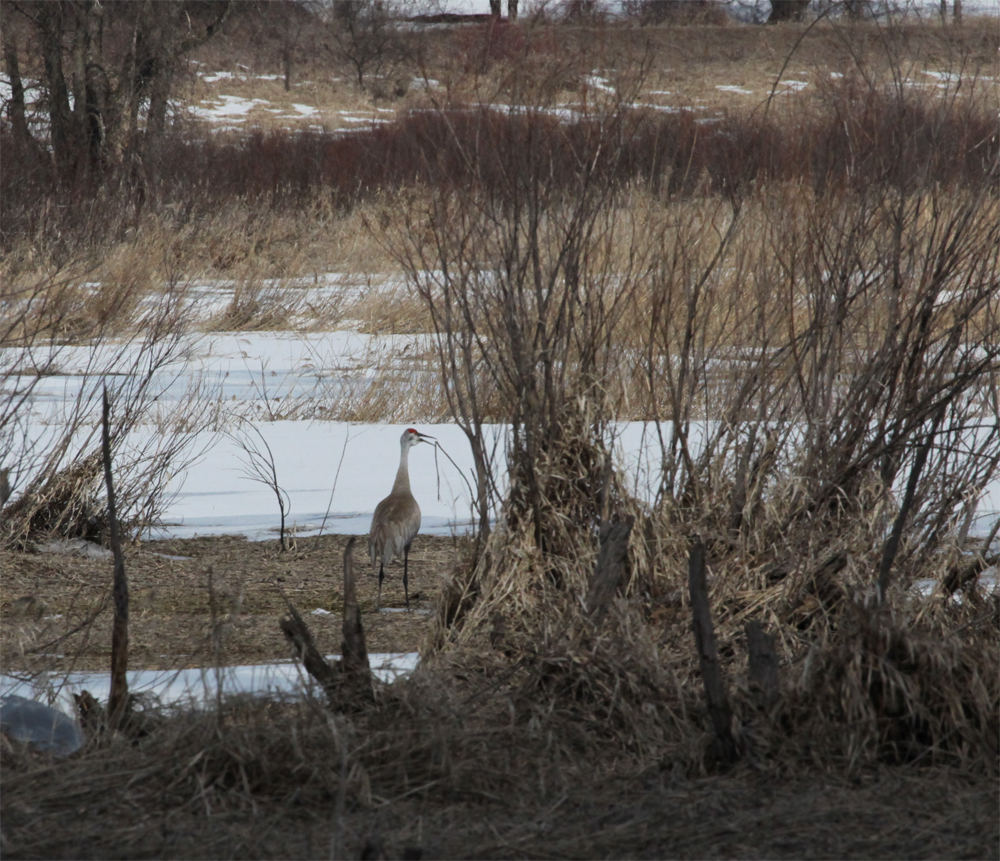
[6,290,998,547]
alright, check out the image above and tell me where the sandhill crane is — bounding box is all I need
[369,428,434,610]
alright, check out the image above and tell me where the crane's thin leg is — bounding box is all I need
[403,546,410,610]
[377,563,384,611]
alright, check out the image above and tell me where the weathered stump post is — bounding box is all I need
[585,516,634,626]
[340,537,373,699]
[280,537,373,705]
[688,539,738,764]
[744,619,779,711]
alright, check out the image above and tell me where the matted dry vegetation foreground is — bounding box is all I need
[2,6,1000,859]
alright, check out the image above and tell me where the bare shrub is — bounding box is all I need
[229,418,292,551]
[328,0,412,91]
[386,35,1000,770]
[1,265,220,548]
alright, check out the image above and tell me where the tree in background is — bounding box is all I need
[621,1,724,24]
[329,0,412,92]
[1,0,232,198]
[767,0,811,21]
[489,0,518,20]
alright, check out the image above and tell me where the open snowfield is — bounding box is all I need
[7,313,999,544]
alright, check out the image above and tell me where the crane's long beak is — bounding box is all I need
[417,432,436,444]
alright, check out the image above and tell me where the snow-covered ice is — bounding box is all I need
[0,653,421,719]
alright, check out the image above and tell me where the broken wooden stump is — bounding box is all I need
[744,619,780,712]
[688,538,738,765]
[585,515,634,626]
[280,599,340,701]
[280,537,373,706]
[340,537,373,699]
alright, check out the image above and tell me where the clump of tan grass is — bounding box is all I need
[205,274,309,332]
[316,354,446,424]
[341,275,434,335]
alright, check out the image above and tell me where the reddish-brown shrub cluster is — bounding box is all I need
[2,77,995,252]
[453,20,530,74]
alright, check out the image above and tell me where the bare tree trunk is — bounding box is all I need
[74,1,106,175]
[2,35,35,151]
[143,2,180,192]
[334,1,360,22]
[844,0,868,19]
[469,431,492,544]
[953,0,962,22]
[508,0,519,20]
[767,0,810,22]
[489,0,502,16]
[70,3,90,146]
[38,3,77,184]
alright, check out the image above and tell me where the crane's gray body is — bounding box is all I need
[370,492,421,569]
[368,429,432,608]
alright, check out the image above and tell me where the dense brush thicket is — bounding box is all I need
[386,69,1000,773]
[2,70,997,252]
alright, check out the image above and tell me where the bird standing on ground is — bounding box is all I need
[369,427,434,610]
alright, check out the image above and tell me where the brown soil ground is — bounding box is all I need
[1,533,463,674]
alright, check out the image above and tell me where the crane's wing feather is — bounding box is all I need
[369,494,420,568]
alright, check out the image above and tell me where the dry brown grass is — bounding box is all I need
[1,619,996,859]
[3,18,998,858]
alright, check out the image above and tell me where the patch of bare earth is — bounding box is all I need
[1,533,462,673]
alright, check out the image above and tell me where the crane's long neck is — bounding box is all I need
[391,439,411,495]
